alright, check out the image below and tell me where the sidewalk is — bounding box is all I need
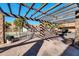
[0,37,40,56]
[0,34,79,56]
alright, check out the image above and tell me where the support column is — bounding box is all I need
[0,12,6,44]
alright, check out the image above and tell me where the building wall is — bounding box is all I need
[60,22,75,32]
[0,12,5,43]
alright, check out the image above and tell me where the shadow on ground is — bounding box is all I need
[0,34,79,56]
[23,40,44,56]
[60,45,79,56]
[0,36,59,53]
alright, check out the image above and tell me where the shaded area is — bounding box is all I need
[0,36,59,53]
[0,32,36,53]
[58,28,69,41]
[23,40,44,56]
[61,45,79,56]
[0,34,78,56]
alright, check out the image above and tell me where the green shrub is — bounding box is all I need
[6,35,14,41]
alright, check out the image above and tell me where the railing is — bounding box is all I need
[5,30,35,41]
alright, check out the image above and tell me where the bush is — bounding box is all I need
[6,35,14,41]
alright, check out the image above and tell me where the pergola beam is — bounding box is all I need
[52,3,74,14]
[7,3,12,14]
[40,5,77,21]
[0,7,47,23]
[54,4,77,15]
[0,7,11,16]
[30,17,35,20]
[0,4,19,18]
[44,3,62,13]
[39,3,74,19]
[19,3,43,14]
[18,4,22,16]
[41,12,75,20]
[1,3,77,26]
[52,17,75,23]
[41,14,76,23]
[56,10,76,16]
[0,7,23,18]
[58,15,76,20]
[30,3,48,17]
[35,3,62,18]
[25,3,35,17]
[58,13,75,18]
[7,3,19,18]
[49,4,74,15]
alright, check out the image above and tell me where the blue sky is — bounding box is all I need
[5,16,40,25]
[0,3,66,25]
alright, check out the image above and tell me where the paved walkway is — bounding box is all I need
[0,31,79,56]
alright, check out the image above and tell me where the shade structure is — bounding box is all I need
[0,3,78,23]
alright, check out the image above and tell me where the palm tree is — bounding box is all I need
[5,21,11,32]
